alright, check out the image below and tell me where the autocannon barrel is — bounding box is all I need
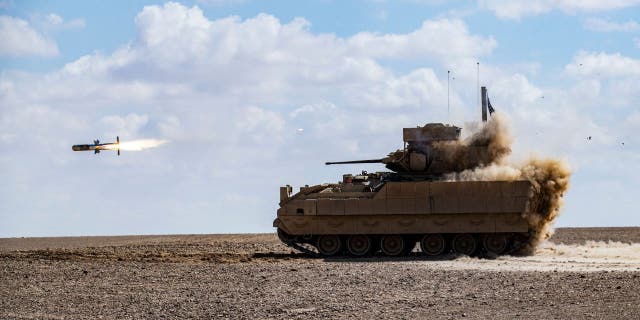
[325,159,385,165]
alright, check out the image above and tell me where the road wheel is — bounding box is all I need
[420,234,446,256]
[317,235,341,256]
[380,235,404,256]
[452,234,476,256]
[483,233,508,255]
[347,235,371,256]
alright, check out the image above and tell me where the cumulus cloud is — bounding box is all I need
[100,113,149,138]
[347,68,447,109]
[53,3,495,89]
[348,18,496,61]
[0,15,58,57]
[290,102,337,118]
[565,51,640,78]
[2,2,497,129]
[237,106,285,143]
[480,0,640,19]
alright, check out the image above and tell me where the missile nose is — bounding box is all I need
[72,144,91,151]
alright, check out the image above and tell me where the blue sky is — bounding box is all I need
[1,0,639,237]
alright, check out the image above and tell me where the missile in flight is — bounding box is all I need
[72,136,120,156]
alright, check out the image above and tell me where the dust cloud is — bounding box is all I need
[444,113,572,255]
[433,241,640,272]
[536,240,640,261]
[433,113,513,172]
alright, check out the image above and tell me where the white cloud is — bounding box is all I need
[237,106,285,143]
[608,78,640,107]
[100,113,149,138]
[157,116,184,140]
[624,112,640,128]
[0,15,58,57]
[347,68,447,109]
[584,18,640,32]
[348,18,496,61]
[480,0,552,19]
[565,51,640,78]
[45,13,63,25]
[6,3,495,115]
[35,13,86,30]
[488,73,543,108]
[2,2,640,235]
[0,13,84,58]
[480,0,640,19]
[290,102,337,118]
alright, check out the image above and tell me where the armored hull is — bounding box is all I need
[273,173,539,256]
[274,174,540,257]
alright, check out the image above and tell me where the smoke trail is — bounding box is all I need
[444,114,572,255]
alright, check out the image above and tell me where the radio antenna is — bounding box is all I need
[447,70,450,122]
[477,61,480,118]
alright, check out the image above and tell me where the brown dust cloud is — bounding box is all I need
[442,113,572,255]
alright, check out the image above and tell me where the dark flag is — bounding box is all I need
[487,97,495,115]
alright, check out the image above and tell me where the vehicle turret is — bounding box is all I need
[326,122,490,176]
[325,87,497,176]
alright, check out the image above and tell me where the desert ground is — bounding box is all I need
[1,227,639,319]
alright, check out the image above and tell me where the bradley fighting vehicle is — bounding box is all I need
[274,87,538,257]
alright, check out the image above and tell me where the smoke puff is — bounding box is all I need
[434,112,513,171]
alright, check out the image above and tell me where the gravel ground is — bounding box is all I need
[1,228,639,319]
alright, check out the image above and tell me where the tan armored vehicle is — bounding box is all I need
[274,88,540,257]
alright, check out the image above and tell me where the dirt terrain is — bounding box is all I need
[1,227,639,319]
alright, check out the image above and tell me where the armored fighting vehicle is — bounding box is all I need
[274,88,539,257]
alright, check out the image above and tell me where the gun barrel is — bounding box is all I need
[325,159,384,165]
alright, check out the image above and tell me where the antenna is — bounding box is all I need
[447,70,450,122]
[477,61,480,118]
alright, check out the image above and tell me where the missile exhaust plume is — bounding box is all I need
[104,139,168,151]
